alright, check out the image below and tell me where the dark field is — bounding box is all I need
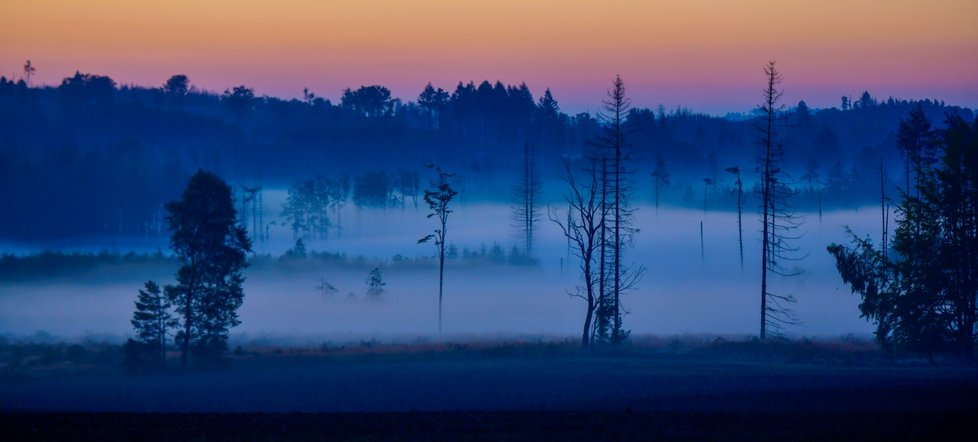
[2,339,977,439]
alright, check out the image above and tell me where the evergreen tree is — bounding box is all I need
[166,170,251,367]
[829,113,977,356]
[366,268,386,301]
[127,280,175,368]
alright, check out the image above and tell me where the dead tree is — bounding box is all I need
[757,61,804,339]
[240,185,262,241]
[512,143,541,254]
[591,75,643,344]
[726,166,744,270]
[550,159,602,347]
[651,154,670,212]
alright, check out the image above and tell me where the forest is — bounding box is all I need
[1,63,976,442]
[0,71,973,240]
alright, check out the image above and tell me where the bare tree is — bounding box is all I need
[22,60,35,87]
[651,154,670,212]
[512,143,541,254]
[591,75,643,343]
[726,166,744,270]
[702,178,714,212]
[757,61,804,339]
[418,165,458,333]
[550,159,602,347]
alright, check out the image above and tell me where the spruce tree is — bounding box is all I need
[128,280,175,367]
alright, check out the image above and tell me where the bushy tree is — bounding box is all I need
[830,113,977,356]
[342,85,394,117]
[166,170,251,366]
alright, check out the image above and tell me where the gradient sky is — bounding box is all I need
[2,0,976,114]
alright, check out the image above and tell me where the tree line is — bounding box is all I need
[2,66,973,240]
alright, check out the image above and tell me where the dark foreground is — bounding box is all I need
[3,409,976,441]
[2,340,977,439]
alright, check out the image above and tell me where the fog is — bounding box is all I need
[0,200,882,341]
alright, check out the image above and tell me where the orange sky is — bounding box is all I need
[1,0,976,113]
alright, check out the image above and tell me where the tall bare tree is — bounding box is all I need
[418,165,458,333]
[512,143,541,254]
[591,75,643,343]
[757,61,804,339]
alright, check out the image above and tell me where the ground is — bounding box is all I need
[1,338,976,439]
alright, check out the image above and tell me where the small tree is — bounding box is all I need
[418,165,458,333]
[651,155,670,212]
[163,74,190,108]
[126,280,175,369]
[23,60,35,87]
[366,268,386,301]
[726,166,744,270]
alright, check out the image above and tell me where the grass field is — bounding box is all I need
[2,337,976,440]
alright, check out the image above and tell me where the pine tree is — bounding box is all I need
[829,113,977,356]
[166,170,251,367]
[129,280,175,366]
[366,268,386,301]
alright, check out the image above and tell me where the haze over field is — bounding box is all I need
[0,202,880,340]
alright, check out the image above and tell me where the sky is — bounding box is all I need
[1,0,976,114]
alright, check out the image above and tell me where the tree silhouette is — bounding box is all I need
[651,155,670,212]
[163,74,190,108]
[551,159,602,347]
[591,75,642,344]
[512,143,541,254]
[342,85,394,118]
[726,166,744,270]
[221,85,255,119]
[829,113,977,355]
[418,165,458,333]
[165,170,251,367]
[22,60,35,87]
[418,83,449,129]
[366,268,386,301]
[127,280,175,368]
[757,61,803,339]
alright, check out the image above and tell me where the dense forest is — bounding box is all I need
[0,72,973,240]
